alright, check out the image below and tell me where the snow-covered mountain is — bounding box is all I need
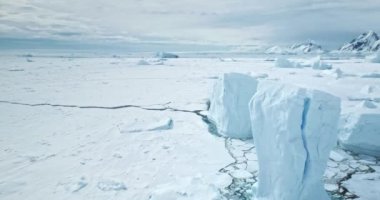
[339,31,380,52]
[265,45,290,54]
[290,41,323,54]
[265,41,323,54]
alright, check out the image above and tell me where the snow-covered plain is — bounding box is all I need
[0,53,380,200]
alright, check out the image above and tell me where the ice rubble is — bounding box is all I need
[208,73,258,139]
[339,112,380,157]
[249,81,341,200]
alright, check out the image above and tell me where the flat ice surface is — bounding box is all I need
[0,53,380,200]
[249,81,340,200]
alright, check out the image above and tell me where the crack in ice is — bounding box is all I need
[300,98,311,185]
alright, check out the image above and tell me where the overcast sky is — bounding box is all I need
[1,0,379,49]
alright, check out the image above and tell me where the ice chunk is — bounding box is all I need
[97,180,127,191]
[249,81,341,200]
[147,118,174,131]
[338,112,380,157]
[360,85,376,94]
[274,57,302,68]
[137,59,150,65]
[324,183,339,192]
[156,52,179,58]
[323,68,344,79]
[119,118,173,133]
[305,56,332,70]
[361,72,380,78]
[208,73,258,139]
[329,149,349,162]
[356,100,377,109]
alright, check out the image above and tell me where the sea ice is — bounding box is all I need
[208,73,258,139]
[339,112,380,157]
[342,172,380,200]
[249,81,341,200]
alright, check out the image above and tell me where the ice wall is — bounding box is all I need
[249,81,341,200]
[208,73,258,139]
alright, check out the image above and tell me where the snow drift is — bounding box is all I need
[208,73,258,139]
[249,81,341,200]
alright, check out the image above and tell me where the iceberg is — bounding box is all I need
[274,57,302,68]
[208,73,258,139]
[137,59,150,65]
[156,52,179,58]
[249,81,341,200]
[338,112,380,157]
[305,56,332,70]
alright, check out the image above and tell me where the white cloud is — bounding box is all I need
[0,0,379,47]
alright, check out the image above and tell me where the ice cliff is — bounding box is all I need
[208,73,258,139]
[249,81,341,200]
